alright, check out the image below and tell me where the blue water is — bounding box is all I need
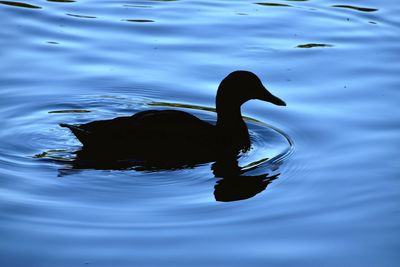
[1,0,399,266]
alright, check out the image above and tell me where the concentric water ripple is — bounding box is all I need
[1,0,399,266]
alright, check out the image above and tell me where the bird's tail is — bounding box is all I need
[59,123,91,145]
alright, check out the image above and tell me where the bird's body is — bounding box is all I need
[61,110,219,163]
[60,71,286,167]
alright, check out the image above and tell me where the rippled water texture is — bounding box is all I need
[1,0,399,266]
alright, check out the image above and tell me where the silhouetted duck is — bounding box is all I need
[60,71,285,164]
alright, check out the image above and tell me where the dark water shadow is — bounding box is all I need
[123,5,153,9]
[40,150,283,202]
[255,3,291,7]
[212,158,281,202]
[296,43,333,48]
[67,13,97,19]
[332,5,378,13]
[214,173,279,202]
[48,109,92,114]
[47,0,75,3]
[123,19,154,23]
[0,1,41,9]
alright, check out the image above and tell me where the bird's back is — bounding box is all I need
[62,110,218,161]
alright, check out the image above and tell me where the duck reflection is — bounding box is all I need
[214,174,278,202]
[56,150,282,202]
[212,158,280,202]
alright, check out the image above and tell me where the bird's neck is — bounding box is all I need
[216,104,250,151]
[216,105,244,128]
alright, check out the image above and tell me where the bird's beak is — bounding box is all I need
[267,93,286,106]
[258,86,286,106]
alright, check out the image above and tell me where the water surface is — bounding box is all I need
[1,0,399,266]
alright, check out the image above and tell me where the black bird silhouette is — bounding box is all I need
[60,70,285,168]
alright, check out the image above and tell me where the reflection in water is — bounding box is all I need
[214,172,279,202]
[48,109,92,114]
[124,19,155,23]
[148,101,263,123]
[0,1,41,9]
[123,5,153,9]
[149,101,216,113]
[255,3,291,7]
[47,149,283,202]
[66,13,97,19]
[332,5,378,13]
[33,149,73,161]
[47,0,75,3]
[296,43,333,48]
[212,158,280,202]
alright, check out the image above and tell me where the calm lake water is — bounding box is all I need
[1,0,399,266]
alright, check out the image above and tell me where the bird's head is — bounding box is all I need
[216,70,286,109]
